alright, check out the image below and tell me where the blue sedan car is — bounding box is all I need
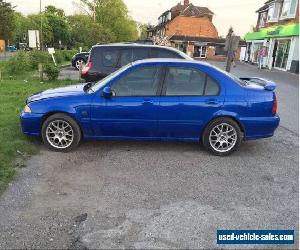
[20,59,279,156]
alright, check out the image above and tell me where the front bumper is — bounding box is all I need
[20,112,44,137]
[241,115,280,140]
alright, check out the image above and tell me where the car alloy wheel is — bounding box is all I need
[202,117,242,156]
[45,120,74,149]
[208,123,237,153]
[75,59,85,70]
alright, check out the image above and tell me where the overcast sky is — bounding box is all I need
[8,0,262,36]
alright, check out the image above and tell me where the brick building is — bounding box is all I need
[147,0,245,60]
[244,0,299,73]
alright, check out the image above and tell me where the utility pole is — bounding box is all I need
[93,0,96,23]
[40,0,43,50]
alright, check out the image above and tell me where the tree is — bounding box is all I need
[137,23,151,40]
[67,14,115,48]
[80,0,138,42]
[0,0,16,41]
[45,5,65,17]
[11,12,29,45]
[27,14,53,47]
[44,6,70,47]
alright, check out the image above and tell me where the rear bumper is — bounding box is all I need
[20,112,43,137]
[241,115,280,140]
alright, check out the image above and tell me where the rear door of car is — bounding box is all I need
[158,65,224,140]
[132,47,151,62]
[91,46,121,79]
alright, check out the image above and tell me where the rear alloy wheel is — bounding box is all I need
[42,113,81,152]
[75,59,85,70]
[202,118,242,156]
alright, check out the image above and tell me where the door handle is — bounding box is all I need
[143,98,154,105]
[205,99,219,105]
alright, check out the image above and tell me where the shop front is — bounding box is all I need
[244,23,299,73]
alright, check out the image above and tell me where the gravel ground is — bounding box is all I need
[0,61,298,249]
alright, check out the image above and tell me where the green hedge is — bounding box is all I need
[2,49,77,78]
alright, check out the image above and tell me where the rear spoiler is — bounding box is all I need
[240,77,276,91]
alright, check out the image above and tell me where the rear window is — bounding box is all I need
[102,49,119,67]
[91,47,120,68]
[205,76,219,95]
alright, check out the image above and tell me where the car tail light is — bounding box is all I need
[272,93,277,115]
[81,62,92,76]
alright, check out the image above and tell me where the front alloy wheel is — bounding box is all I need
[42,113,81,152]
[46,120,74,149]
[203,118,242,156]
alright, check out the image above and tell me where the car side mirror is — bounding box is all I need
[102,86,112,98]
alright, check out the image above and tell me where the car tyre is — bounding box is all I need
[202,117,243,156]
[74,58,86,70]
[42,113,81,152]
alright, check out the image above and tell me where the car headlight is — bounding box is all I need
[23,105,31,113]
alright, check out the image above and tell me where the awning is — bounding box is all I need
[244,23,299,40]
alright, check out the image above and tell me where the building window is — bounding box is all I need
[215,46,226,56]
[267,2,280,21]
[259,12,267,27]
[281,0,298,18]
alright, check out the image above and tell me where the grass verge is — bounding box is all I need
[0,79,75,192]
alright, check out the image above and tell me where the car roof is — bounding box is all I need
[92,43,187,52]
[91,43,192,60]
[131,58,211,67]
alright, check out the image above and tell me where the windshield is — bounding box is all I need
[89,63,132,92]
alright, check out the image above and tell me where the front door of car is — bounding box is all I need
[91,66,164,138]
[158,66,224,139]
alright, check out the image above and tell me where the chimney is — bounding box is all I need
[184,0,189,6]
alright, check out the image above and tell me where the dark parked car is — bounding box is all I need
[80,43,192,82]
[71,52,89,70]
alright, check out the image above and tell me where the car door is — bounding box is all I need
[91,65,164,138]
[118,48,133,67]
[158,66,224,140]
[98,47,121,77]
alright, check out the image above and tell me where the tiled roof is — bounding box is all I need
[168,3,214,19]
[256,0,275,13]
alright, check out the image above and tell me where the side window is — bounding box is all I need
[119,49,133,66]
[102,49,119,67]
[165,67,206,96]
[112,67,162,96]
[151,48,182,59]
[205,76,219,96]
[132,48,149,61]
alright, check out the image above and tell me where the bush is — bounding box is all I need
[55,49,77,63]
[28,50,50,70]
[44,63,60,81]
[5,51,30,75]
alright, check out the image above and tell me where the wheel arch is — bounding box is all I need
[41,111,84,138]
[201,115,245,140]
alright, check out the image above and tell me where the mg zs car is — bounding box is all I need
[20,59,280,156]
